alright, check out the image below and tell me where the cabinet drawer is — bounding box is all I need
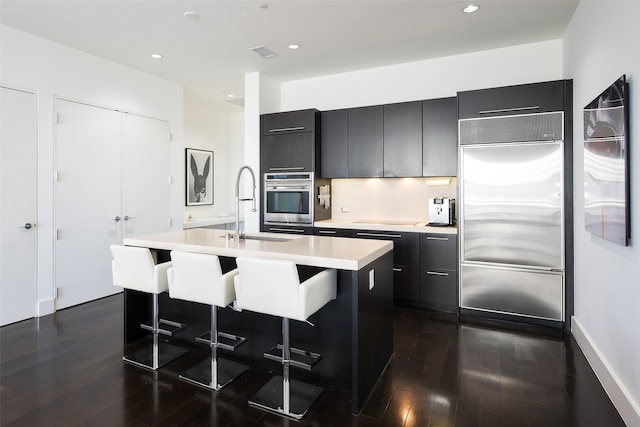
[393,265,420,301]
[261,109,318,135]
[314,228,351,237]
[420,269,457,313]
[420,233,457,270]
[260,225,314,235]
[352,230,419,267]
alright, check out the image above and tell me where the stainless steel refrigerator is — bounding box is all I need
[459,112,565,322]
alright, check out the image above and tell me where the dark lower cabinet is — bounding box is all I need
[393,265,420,301]
[419,269,458,313]
[261,224,314,234]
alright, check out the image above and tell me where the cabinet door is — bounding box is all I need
[261,132,314,172]
[262,109,317,135]
[348,106,383,177]
[320,109,349,178]
[420,269,458,313]
[393,266,420,301]
[423,97,458,177]
[420,233,457,270]
[383,101,422,177]
[458,80,565,119]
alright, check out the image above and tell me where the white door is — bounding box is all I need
[55,100,122,309]
[121,114,171,237]
[0,87,38,326]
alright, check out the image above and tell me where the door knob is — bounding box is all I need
[124,215,131,221]
[19,222,34,229]
[114,216,121,222]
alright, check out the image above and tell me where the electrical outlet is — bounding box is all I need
[341,207,350,213]
[369,269,375,290]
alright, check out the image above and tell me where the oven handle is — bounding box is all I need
[268,166,305,171]
[267,186,310,190]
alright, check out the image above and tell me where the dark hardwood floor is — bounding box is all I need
[1,295,625,427]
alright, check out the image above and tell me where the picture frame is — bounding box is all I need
[186,148,214,206]
[583,75,630,246]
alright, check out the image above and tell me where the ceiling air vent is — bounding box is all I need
[250,46,277,58]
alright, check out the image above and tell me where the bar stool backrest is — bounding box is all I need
[110,245,167,294]
[168,251,236,307]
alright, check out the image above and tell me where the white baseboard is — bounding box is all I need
[37,298,55,317]
[572,316,640,427]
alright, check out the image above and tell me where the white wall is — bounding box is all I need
[183,89,235,220]
[280,39,563,111]
[0,25,184,316]
[563,2,640,425]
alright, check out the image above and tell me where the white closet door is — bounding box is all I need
[0,87,37,325]
[121,114,171,237]
[55,100,122,310]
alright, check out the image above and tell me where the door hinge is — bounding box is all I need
[169,218,173,227]
[53,287,59,299]
[167,175,173,184]
[168,132,173,142]
[54,229,59,240]
[54,112,60,124]
[53,170,59,182]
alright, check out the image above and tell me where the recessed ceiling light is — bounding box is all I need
[462,4,480,13]
[150,53,163,59]
[288,44,300,50]
[184,11,200,20]
[227,94,235,98]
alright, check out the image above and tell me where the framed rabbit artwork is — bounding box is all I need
[186,148,214,206]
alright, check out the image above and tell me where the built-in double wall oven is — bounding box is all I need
[263,172,314,225]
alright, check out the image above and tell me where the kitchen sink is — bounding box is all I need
[353,219,420,226]
[226,233,293,242]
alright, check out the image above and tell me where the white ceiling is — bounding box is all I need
[0,0,579,111]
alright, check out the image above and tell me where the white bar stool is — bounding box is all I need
[110,245,187,370]
[167,251,248,390]
[233,257,337,420]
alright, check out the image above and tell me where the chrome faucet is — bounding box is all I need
[234,165,257,242]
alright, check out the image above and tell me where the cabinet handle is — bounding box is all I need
[269,227,305,233]
[426,236,449,241]
[268,167,305,171]
[478,106,539,114]
[318,230,336,234]
[269,126,305,133]
[393,268,402,272]
[356,232,402,238]
[426,271,449,276]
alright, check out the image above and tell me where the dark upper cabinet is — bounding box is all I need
[260,109,319,173]
[261,132,315,172]
[457,80,565,119]
[348,106,384,177]
[320,109,349,178]
[383,101,423,177]
[262,109,317,135]
[423,97,458,177]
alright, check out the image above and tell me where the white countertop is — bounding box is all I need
[314,219,457,235]
[124,228,393,271]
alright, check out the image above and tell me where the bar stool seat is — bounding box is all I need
[233,257,337,420]
[167,251,248,390]
[110,244,187,370]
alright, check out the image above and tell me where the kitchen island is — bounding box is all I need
[123,228,394,414]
